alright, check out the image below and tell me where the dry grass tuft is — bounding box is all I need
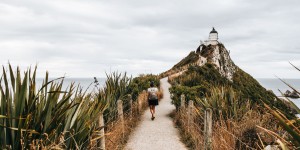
[158,87,164,100]
[172,109,202,150]
[103,92,148,150]
[173,106,279,150]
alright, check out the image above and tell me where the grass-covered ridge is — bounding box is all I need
[172,51,199,69]
[160,51,199,78]
[169,63,292,114]
[169,63,295,149]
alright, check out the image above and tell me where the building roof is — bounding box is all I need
[210,27,218,34]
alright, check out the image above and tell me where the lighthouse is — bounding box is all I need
[198,27,220,52]
[209,27,218,43]
[202,27,219,46]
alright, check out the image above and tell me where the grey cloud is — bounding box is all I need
[0,0,300,78]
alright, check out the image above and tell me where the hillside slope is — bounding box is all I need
[164,29,295,149]
[164,42,292,115]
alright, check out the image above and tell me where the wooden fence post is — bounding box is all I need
[117,100,125,138]
[188,100,194,132]
[204,109,207,143]
[180,94,185,109]
[97,113,105,150]
[138,90,146,113]
[204,108,213,150]
[129,95,133,119]
[143,90,147,106]
[137,95,141,114]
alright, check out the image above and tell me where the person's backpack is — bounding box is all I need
[148,88,158,100]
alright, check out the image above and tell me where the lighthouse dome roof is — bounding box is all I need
[210,27,218,34]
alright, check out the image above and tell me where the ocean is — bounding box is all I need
[35,77,107,93]
[257,78,300,108]
[34,78,300,108]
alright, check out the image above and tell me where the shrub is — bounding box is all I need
[127,74,160,101]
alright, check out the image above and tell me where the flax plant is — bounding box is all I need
[0,64,109,149]
[101,72,132,121]
[195,86,250,121]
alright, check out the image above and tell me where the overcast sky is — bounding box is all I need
[0,0,300,78]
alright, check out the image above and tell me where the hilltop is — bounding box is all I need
[162,28,292,114]
[163,28,295,149]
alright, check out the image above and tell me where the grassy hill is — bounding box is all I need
[160,51,199,78]
[169,63,292,115]
[172,51,199,69]
[168,61,295,149]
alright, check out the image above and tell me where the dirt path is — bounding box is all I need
[125,77,187,150]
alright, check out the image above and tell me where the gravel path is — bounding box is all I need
[125,77,187,150]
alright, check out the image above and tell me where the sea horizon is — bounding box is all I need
[33,77,300,96]
[33,77,300,99]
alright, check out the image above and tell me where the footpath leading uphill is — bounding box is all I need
[125,77,187,150]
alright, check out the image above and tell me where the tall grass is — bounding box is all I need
[197,87,263,149]
[0,65,136,149]
[258,63,300,149]
[195,87,250,121]
[172,86,278,149]
[171,62,300,149]
[0,64,161,149]
[100,72,132,121]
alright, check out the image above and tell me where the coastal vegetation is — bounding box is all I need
[160,51,199,78]
[172,52,199,69]
[168,63,296,149]
[0,64,159,149]
[258,63,300,149]
[127,74,160,101]
[169,63,290,113]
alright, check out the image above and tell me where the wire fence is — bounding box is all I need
[96,90,149,150]
[176,94,257,150]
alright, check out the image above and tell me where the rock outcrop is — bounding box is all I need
[161,43,236,81]
[284,90,300,98]
[196,43,236,81]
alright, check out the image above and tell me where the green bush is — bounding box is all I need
[127,74,160,101]
[232,67,291,113]
[169,85,207,110]
[169,64,229,109]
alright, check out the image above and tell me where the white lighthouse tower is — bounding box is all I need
[198,27,220,52]
[203,27,219,46]
[208,27,218,45]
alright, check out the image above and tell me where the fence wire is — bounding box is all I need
[178,102,257,150]
[102,92,148,148]
[214,123,257,150]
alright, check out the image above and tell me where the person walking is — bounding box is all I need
[147,81,159,120]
